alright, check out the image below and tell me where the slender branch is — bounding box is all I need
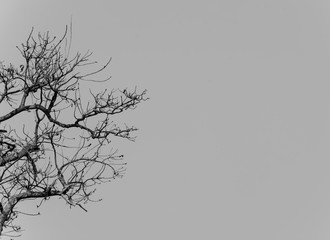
[0,26,147,236]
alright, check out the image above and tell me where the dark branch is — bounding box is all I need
[0,26,148,236]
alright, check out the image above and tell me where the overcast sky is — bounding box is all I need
[2,0,330,239]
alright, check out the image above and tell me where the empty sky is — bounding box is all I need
[2,0,330,239]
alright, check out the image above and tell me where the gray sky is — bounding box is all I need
[1,0,330,239]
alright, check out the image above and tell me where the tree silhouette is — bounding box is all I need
[0,26,147,237]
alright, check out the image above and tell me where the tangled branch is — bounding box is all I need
[0,26,147,235]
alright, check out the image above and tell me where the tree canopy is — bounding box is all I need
[0,26,147,237]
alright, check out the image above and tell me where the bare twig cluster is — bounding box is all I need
[0,26,147,236]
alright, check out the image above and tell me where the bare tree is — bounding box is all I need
[0,26,147,237]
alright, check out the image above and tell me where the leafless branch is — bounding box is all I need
[0,26,148,236]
